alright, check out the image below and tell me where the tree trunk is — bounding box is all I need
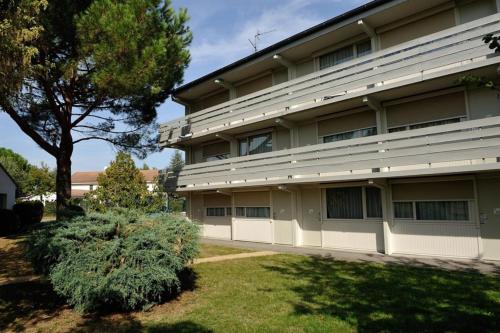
[56,138,73,217]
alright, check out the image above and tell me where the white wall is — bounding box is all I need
[0,168,16,209]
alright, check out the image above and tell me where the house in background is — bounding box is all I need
[71,170,159,198]
[0,163,17,209]
[161,0,500,260]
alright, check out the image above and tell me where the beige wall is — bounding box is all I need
[236,74,273,98]
[386,91,466,128]
[379,8,456,49]
[273,68,288,85]
[458,0,497,24]
[296,59,314,77]
[477,175,500,260]
[190,193,204,222]
[204,193,231,207]
[298,122,318,146]
[234,191,270,206]
[191,90,229,113]
[276,128,291,150]
[203,141,230,160]
[392,180,475,200]
[468,87,500,120]
[318,110,376,137]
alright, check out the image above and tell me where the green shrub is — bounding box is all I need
[58,204,85,220]
[44,201,56,216]
[0,209,21,235]
[26,210,199,313]
[13,201,44,225]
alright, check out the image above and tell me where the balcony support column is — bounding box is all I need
[275,118,299,148]
[273,54,297,80]
[358,19,378,51]
[371,179,393,255]
[363,96,387,134]
[214,78,237,100]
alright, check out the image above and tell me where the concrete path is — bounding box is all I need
[201,238,500,275]
[193,251,277,264]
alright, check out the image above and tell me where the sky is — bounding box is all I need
[0,0,370,171]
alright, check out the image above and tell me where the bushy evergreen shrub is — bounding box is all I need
[13,201,44,225]
[26,210,199,313]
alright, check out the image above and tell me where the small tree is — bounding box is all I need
[168,150,185,173]
[85,152,164,212]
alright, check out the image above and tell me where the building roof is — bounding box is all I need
[0,162,18,189]
[173,0,394,94]
[72,169,159,184]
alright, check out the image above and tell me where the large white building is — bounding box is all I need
[161,0,500,260]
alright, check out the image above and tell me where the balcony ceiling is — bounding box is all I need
[174,0,451,101]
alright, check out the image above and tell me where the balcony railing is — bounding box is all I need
[172,117,500,191]
[160,14,500,146]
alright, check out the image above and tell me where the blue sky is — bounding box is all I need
[0,0,369,171]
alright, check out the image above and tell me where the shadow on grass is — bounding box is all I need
[263,256,500,333]
[0,268,201,332]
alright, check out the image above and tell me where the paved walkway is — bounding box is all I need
[201,238,500,275]
[192,251,277,264]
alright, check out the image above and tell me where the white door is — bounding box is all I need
[273,191,293,245]
[300,188,322,247]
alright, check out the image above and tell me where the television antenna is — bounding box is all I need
[248,29,276,52]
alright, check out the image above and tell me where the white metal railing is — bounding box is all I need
[172,117,500,191]
[160,14,500,145]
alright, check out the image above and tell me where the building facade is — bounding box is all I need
[161,0,500,260]
[71,170,159,198]
[0,163,17,209]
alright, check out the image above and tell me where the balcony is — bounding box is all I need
[160,14,500,146]
[171,117,500,192]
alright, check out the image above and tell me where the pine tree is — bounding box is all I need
[168,150,185,173]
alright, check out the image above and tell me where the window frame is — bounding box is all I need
[234,206,271,219]
[238,131,273,157]
[392,199,473,223]
[320,126,377,144]
[318,39,372,71]
[205,207,231,217]
[322,186,383,221]
[387,116,467,133]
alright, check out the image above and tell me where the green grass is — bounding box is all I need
[1,253,499,332]
[198,243,254,258]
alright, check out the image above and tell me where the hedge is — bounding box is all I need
[26,209,199,313]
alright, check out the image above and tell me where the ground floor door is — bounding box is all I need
[300,188,322,247]
[272,190,293,245]
[203,217,232,240]
[233,218,273,243]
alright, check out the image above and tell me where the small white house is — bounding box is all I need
[0,163,17,209]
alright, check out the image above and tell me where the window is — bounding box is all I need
[235,207,270,218]
[323,127,377,143]
[393,202,414,219]
[416,201,469,221]
[393,201,470,221]
[239,133,272,156]
[326,186,383,219]
[206,153,230,162]
[326,187,363,219]
[0,194,6,209]
[319,40,372,70]
[206,207,226,217]
[388,117,465,133]
[366,187,382,218]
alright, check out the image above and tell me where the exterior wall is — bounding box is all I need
[71,184,93,191]
[233,190,272,243]
[202,193,231,239]
[296,59,314,77]
[318,110,376,137]
[299,187,322,247]
[386,91,466,128]
[273,68,288,85]
[467,87,500,119]
[391,179,480,259]
[477,174,500,260]
[235,74,273,98]
[0,168,16,209]
[457,0,497,24]
[202,141,230,160]
[275,128,291,150]
[378,7,456,49]
[191,90,229,113]
[298,122,318,146]
[272,190,294,245]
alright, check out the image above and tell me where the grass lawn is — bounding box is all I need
[0,250,499,333]
[198,243,254,258]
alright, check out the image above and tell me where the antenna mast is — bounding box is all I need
[248,29,276,52]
